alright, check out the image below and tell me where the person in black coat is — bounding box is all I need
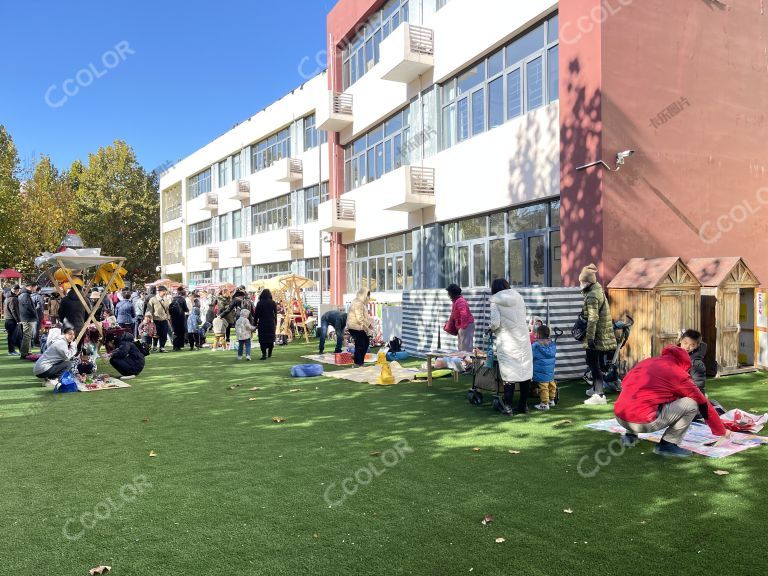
[170,289,190,351]
[59,288,89,351]
[253,289,278,360]
[680,329,707,393]
[109,332,146,378]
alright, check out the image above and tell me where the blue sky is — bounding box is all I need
[0,0,334,175]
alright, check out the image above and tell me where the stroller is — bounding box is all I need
[584,314,634,395]
[468,326,564,413]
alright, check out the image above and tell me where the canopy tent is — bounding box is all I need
[36,249,127,344]
[145,278,182,291]
[193,282,236,293]
[250,274,316,343]
[0,268,22,279]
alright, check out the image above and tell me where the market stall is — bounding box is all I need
[36,248,127,345]
[250,274,315,343]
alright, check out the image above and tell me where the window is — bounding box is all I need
[344,107,410,191]
[251,127,291,173]
[232,153,242,180]
[163,229,182,264]
[252,194,292,233]
[252,261,292,280]
[346,232,413,292]
[189,219,212,248]
[342,0,410,89]
[189,271,212,286]
[304,182,329,223]
[440,12,558,150]
[232,209,242,239]
[304,114,328,151]
[218,158,230,188]
[187,169,211,199]
[305,257,330,291]
[219,214,231,242]
[163,188,182,222]
[443,199,560,287]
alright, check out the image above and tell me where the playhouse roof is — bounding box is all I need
[608,257,701,290]
[686,257,760,288]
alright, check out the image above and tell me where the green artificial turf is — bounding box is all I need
[1,334,767,575]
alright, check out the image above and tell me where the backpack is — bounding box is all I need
[136,340,151,356]
[388,337,402,353]
[169,299,180,316]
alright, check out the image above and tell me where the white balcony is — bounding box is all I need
[275,158,303,183]
[237,241,252,262]
[380,24,435,83]
[206,247,220,268]
[205,191,219,213]
[224,179,250,203]
[317,92,353,132]
[285,229,305,252]
[384,166,437,211]
[318,198,356,232]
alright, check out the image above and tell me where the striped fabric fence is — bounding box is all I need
[401,288,587,381]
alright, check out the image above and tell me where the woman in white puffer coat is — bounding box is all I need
[489,278,533,416]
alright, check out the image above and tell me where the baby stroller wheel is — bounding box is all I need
[467,389,483,405]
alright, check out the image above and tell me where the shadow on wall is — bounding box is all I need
[559,58,604,286]
[507,103,560,206]
[700,0,729,10]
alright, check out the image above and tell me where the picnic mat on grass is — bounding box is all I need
[301,353,377,365]
[586,418,768,458]
[78,378,132,392]
[325,362,419,385]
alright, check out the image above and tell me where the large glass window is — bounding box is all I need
[188,219,212,248]
[232,153,241,180]
[443,199,561,287]
[189,271,212,286]
[251,127,291,173]
[163,229,182,264]
[218,158,230,188]
[441,12,558,150]
[304,114,328,151]
[304,182,329,223]
[232,209,242,239]
[346,232,414,293]
[187,169,211,199]
[219,213,231,242]
[252,261,292,280]
[252,194,292,233]
[305,257,331,291]
[342,0,410,89]
[344,107,410,191]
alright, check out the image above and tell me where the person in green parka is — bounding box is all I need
[580,264,617,406]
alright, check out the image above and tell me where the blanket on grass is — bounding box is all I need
[325,362,419,385]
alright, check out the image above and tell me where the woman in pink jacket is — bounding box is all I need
[444,284,475,352]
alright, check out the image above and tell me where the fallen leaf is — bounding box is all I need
[481,514,494,526]
[149,450,157,457]
[713,470,730,476]
[553,419,573,428]
[313,533,319,539]
[272,416,286,423]
[89,566,111,575]
[142,416,149,423]
[495,537,505,544]
[563,508,573,514]
[249,387,262,391]
[289,388,302,393]
[370,451,381,457]
[472,447,481,452]
[508,450,521,455]
[248,397,259,401]
[227,385,239,390]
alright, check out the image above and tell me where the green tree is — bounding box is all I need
[72,140,160,283]
[0,125,24,270]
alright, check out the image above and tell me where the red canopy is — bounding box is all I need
[0,268,22,279]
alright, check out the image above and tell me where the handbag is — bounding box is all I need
[572,297,605,342]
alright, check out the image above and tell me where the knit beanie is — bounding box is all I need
[579,264,598,285]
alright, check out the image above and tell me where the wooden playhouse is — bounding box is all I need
[608,257,701,371]
[686,257,761,377]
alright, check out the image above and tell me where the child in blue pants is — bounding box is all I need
[532,325,557,410]
[235,309,256,361]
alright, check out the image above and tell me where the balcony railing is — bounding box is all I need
[277,158,304,183]
[336,199,356,220]
[237,241,251,259]
[164,205,182,222]
[287,229,305,251]
[206,192,219,212]
[410,25,434,55]
[236,179,250,202]
[333,93,353,115]
[207,247,219,266]
[410,166,436,195]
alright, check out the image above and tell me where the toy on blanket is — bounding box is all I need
[377,358,395,386]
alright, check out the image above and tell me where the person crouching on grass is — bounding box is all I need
[235,309,256,361]
[532,324,557,410]
[614,345,728,458]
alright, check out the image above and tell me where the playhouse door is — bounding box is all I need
[656,291,684,355]
[718,288,740,371]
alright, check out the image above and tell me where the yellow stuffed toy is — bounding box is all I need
[92,263,127,291]
[377,360,395,386]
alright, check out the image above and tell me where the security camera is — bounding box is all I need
[616,150,635,164]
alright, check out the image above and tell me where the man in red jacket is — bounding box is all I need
[614,345,728,458]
